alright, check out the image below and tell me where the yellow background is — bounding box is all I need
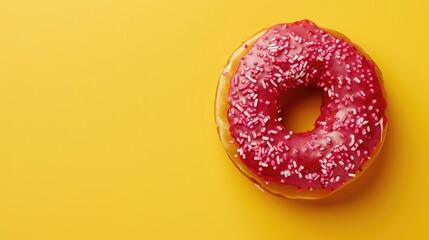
[0,0,428,239]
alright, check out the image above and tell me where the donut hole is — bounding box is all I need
[279,85,323,133]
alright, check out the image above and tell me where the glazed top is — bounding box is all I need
[227,20,387,190]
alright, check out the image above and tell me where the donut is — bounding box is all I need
[215,20,388,199]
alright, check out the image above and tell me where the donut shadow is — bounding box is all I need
[276,85,394,207]
[273,102,396,209]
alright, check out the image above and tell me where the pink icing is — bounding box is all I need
[227,20,387,190]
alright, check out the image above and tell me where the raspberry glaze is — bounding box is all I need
[227,20,387,190]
